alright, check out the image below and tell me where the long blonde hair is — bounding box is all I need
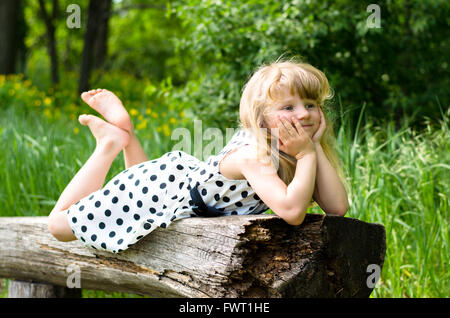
[238,57,346,207]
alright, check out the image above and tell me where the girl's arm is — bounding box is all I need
[312,144,349,216]
[123,130,149,169]
[238,146,317,226]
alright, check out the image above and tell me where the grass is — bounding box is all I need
[0,95,448,297]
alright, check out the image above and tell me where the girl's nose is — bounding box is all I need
[295,108,310,120]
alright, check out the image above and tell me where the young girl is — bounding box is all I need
[48,59,349,254]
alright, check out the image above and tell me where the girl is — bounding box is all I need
[48,58,349,254]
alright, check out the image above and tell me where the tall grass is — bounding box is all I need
[0,100,448,297]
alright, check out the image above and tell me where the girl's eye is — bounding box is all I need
[284,105,294,110]
[306,103,315,109]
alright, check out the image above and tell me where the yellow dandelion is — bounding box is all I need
[73,127,79,134]
[180,111,185,118]
[136,119,148,130]
[156,126,162,132]
[0,75,5,82]
[9,89,15,96]
[162,124,170,137]
[145,109,151,115]
[23,80,31,87]
[130,108,139,116]
[44,97,52,106]
[138,114,144,121]
[34,100,41,106]
[162,112,166,117]
[14,83,21,90]
[151,112,158,118]
[169,117,176,124]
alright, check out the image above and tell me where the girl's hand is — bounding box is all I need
[276,115,316,160]
[311,107,326,145]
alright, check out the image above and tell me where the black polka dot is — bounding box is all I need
[112,197,118,204]
[103,190,110,195]
[223,196,230,202]
[160,164,166,170]
[149,208,156,214]
[72,217,77,223]
[116,218,123,225]
[179,182,184,189]
[201,188,207,196]
[230,185,236,191]
[99,222,105,229]
[213,161,218,166]
[156,212,163,217]
[168,175,175,182]
[105,209,111,217]
[150,175,157,181]
[128,174,134,179]
[126,226,132,233]
[137,200,143,208]
[95,201,101,208]
[160,183,166,189]
[129,192,133,199]
[81,226,87,232]
[135,180,140,186]
[91,234,97,241]
[87,213,94,220]
[101,243,107,249]
[117,239,123,245]
[171,195,178,200]
[109,231,116,238]
[235,202,243,207]
[176,164,184,170]
[200,169,206,175]
[134,214,140,220]
[241,191,248,198]
[253,193,260,200]
[89,195,94,200]
[123,205,130,212]
[143,223,151,230]
[142,187,148,194]
[114,179,119,185]
[215,181,224,187]
[79,205,85,211]
[152,195,158,202]
[119,184,125,191]
[214,194,220,201]
[160,223,167,228]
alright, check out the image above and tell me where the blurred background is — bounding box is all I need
[0,0,448,298]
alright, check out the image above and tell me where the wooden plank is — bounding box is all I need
[0,214,386,297]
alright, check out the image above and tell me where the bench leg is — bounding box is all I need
[8,280,82,298]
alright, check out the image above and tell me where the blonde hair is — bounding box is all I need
[238,57,346,208]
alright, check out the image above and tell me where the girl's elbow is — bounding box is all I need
[283,208,307,226]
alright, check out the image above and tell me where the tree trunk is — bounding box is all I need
[0,214,386,298]
[0,0,20,74]
[78,0,112,94]
[38,0,59,85]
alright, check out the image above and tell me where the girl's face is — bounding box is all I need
[263,87,321,139]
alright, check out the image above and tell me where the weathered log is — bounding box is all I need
[0,214,386,298]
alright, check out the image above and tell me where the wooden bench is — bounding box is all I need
[0,214,386,298]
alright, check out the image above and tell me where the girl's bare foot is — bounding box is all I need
[80,89,134,133]
[79,114,130,152]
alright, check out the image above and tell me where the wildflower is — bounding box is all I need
[136,119,148,130]
[130,108,139,116]
[169,117,176,124]
[180,111,185,118]
[74,127,79,134]
[43,108,52,119]
[151,112,158,118]
[162,124,170,137]
[34,100,41,107]
[9,89,15,96]
[162,112,166,117]
[145,109,151,115]
[23,80,31,87]
[14,83,21,90]
[44,97,52,106]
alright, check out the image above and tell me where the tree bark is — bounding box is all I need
[37,0,59,85]
[0,214,386,298]
[0,0,20,74]
[78,0,112,94]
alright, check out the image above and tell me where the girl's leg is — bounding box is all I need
[48,114,130,242]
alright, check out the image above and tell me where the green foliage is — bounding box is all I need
[169,0,449,131]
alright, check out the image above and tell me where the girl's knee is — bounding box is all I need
[48,209,76,242]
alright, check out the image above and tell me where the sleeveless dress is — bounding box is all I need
[66,128,269,253]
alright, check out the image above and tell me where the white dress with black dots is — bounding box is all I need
[66,128,269,253]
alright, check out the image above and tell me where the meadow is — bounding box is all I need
[0,74,448,298]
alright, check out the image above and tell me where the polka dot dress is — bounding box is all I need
[66,128,269,253]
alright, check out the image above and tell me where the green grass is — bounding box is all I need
[0,99,448,297]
